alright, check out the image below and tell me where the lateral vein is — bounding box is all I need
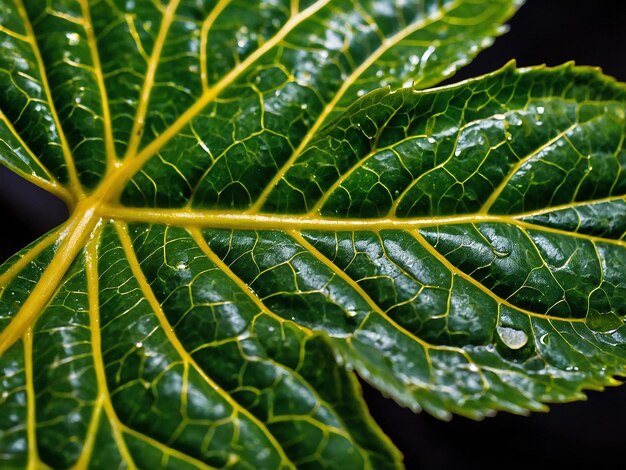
[101,0,331,202]
[188,227,313,335]
[250,0,461,212]
[410,230,588,324]
[15,0,84,199]
[114,221,296,469]
[124,0,181,160]
[85,225,138,469]
[78,0,117,169]
[0,110,73,205]
[0,201,100,356]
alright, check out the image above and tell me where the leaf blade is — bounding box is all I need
[2,1,626,468]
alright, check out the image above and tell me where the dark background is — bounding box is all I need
[1,1,625,468]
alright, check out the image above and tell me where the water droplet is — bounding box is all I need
[297,70,313,86]
[497,326,528,350]
[74,97,81,104]
[454,149,462,157]
[176,261,188,271]
[357,89,366,97]
[409,54,420,65]
[346,310,357,317]
[427,137,436,144]
[236,26,249,49]
[494,249,511,258]
[135,341,143,348]
[468,363,479,372]
[66,32,80,45]
[1,391,8,399]
[375,69,384,78]
[536,106,545,114]
[300,103,308,110]
[493,113,506,120]
[188,64,198,73]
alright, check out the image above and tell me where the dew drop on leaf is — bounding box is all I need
[496,326,528,350]
[66,32,80,46]
[494,249,511,258]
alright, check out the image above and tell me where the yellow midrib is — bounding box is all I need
[98,204,626,248]
[0,187,623,357]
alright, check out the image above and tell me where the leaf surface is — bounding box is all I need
[3,1,626,469]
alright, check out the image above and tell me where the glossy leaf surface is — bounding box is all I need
[2,0,626,469]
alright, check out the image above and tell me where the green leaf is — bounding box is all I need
[2,0,626,468]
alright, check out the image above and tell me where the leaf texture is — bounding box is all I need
[2,0,626,469]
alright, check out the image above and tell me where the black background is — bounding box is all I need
[1,1,626,468]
